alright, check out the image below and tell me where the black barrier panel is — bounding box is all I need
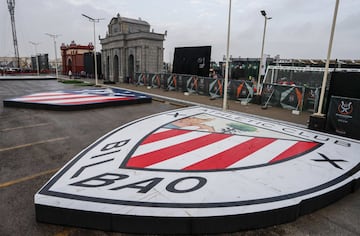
[134,73,139,85]
[84,53,94,75]
[278,85,304,110]
[200,78,211,96]
[197,77,207,95]
[134,73,153,87]
[134,73,140,84]
[326,72,360,114]
[134,73,142,85]
[326,96,360,140]
[151,74,162,88]
[172,46,211,77]
[229,80,254,101]
[261,84,304,110]
[84,53,101,77]
[208,78,224,98]
[162,74,170,89]
[147,73,155,87]
[303,87,320,112]
[146,73,152,87]
[185,76,198,94]
[261,83,278,107]
[176,75,188,92]
[166,74,178,91]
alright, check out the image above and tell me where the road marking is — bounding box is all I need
[0,136,69,152]
[0,123,50,132]
[0,168,59,188]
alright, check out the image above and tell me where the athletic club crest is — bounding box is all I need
[3,88,151,110]
[338,100,353,115]
[124,114,320,171]
[34,106,360,234]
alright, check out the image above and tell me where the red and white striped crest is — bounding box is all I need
[35,106,360,233]
[4,88,151,109]
[10,88,142,105]
[125,115,320,171]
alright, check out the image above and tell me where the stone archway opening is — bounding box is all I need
[113,55,119,82]
[67,58,72,73]
[128,54,135,82]
[106,56,110,80]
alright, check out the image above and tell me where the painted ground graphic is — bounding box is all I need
[35,106,360,234]
[3,88,151,110]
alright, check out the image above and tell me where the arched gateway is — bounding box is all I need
[113,55,119,82]
[100,13,165,83]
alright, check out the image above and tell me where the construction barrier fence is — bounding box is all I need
[134,73,319,112]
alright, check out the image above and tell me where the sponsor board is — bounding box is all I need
[326,96,360,139]
[34,106,360,234]
[3,88,151,110]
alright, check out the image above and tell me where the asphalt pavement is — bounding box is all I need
[0,78,359,236]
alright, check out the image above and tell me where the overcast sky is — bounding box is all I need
[1,0,359,63]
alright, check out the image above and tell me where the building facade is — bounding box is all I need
[60,41,94,75]
[100,14,165,82]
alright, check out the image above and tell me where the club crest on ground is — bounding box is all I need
[34,106,360,234]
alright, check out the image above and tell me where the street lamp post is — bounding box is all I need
[82,14,104,86]
[222,0,232,111]
[257,10,272,95]
[314,0,340,116]
[45,33,60,80]
[29,41,40,76]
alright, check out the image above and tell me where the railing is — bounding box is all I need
[133,72,321,112]
[134,72,253,104]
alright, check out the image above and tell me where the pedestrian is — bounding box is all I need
[68,70,72,79]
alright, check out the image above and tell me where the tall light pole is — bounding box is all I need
[7,0,20,68]
[45,33,60,80]
[314,0,339,116]
[29,41,40,76]
[82,14,104,85]
[257,10,272,95]
[222,0,232,111]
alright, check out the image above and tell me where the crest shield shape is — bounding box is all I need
[34,106,360,234]
[124,115,321,171]
[3,88,151,110]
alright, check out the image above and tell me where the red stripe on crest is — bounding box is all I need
[269,141,319,163]
[127,132,231,168]
[183,137,276,170]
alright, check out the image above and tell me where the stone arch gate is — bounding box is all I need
[113,54,120,82]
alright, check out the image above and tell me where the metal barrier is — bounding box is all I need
[260,83,320,112]
[135,72,255,101]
